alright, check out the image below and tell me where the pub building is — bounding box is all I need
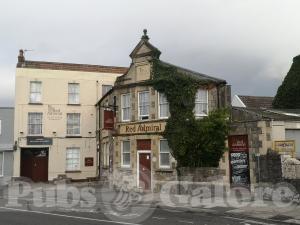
[97,30,231,191]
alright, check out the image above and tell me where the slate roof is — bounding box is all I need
[238,95,274,109]
[232,107,300,121]
[161,61,226,84]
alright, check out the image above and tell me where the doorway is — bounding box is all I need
[137,151,151,190]
[20,148,49,182]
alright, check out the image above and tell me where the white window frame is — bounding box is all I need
[195,89,209,118]
[121,140,131,168]
[66,148,80,171]
[28,112,43,135]
[103,142,110,168]
[0,152,4,177]
[67,113,81,136]
[102,85,113,96]
[68,83,80,104]
[138,91,150,120]
[121,93,131,122]
[159,139,171,168]
[158,92,169,119]
[29,81,42,103]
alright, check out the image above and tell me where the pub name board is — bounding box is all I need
[119,122,166,135]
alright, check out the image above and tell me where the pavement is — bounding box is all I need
[0,181,300,224]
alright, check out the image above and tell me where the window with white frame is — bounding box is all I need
[66,148,80,171]
[68,83,80,104]
[0,152,3,176]
[102,85,113,96]
[121,93,131,121]
[28,113,43,135]
[29,81,42,103]
[159,93,169,118]
[67,113,80,135]
[195,89,208,117]
[121,141,130,167]
[138,91,150,120]
[160,139,171,168]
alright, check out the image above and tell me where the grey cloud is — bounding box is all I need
[1,0,300,106]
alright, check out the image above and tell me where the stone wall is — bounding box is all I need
[258,150,282,183]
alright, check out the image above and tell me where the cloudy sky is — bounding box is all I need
[1,0,299,107]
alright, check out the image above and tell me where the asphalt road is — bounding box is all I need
[0,205,286,225]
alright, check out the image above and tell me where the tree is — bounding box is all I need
[149,60,229,169]
[273,55,300,108]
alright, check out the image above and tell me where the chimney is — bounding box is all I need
[17,49,25,67]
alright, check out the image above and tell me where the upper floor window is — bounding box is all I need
[195,89,208,118]
[30,81,42,103]
[68,83,80,104]
[121,93,131,122]
[66,147,80,171]
[159,93,169,119]
[121,141,131,168]
[138,91,150,120]
[160,139,171,168]
[102,85,113,96]
[67,113,80,135]
[28,112,43,135]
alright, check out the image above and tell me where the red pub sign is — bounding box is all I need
[104,110,114,130]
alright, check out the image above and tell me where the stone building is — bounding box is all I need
[13,50,127,182]
[0,107,14,184]
[96,30,231,191]
[231,106,300,185]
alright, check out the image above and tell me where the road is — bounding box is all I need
[0,204,287,225]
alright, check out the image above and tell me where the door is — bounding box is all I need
[21,148,48,182]
[139,153,151,190]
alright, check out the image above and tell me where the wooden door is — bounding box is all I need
[139,153,151,190]
[32,156,48,182]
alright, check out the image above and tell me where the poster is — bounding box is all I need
[228,135,250,188]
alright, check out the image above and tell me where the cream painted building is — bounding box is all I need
[14,50,127,182]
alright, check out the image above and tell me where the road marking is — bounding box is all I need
[178,220,193,224]
[152,216,166,220]
[0,206,141,225]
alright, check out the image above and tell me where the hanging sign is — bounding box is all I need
[104,110,114,130]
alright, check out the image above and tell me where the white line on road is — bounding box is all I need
[0,206,141,225]
[178,220,193,224]
[152,216,166,220]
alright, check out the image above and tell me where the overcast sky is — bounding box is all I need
[1,0,300,107]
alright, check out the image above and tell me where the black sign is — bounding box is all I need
[27,136,53,145]
[228,135,250,188]
[230,152,250,186]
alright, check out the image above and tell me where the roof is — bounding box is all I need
[161,61,226,84]
[237,95,274,109]
[17,60,128,74]
[232,107,300,121]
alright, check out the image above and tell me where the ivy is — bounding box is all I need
[148,59,229,168]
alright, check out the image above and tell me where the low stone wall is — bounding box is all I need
[282,155,300,179]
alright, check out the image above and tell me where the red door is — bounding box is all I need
[139,153,151,190]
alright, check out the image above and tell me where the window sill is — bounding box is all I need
[120,166,131,171]
[67,103,81,106]
[65,136,82,138]
[65,170,81,173]
[28,102,43,105]
[155,168,173,173]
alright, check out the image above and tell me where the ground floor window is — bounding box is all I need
[0,152,3,176]
[121,141,131,168]
[66,148,80,171]
[160,139,171,168]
